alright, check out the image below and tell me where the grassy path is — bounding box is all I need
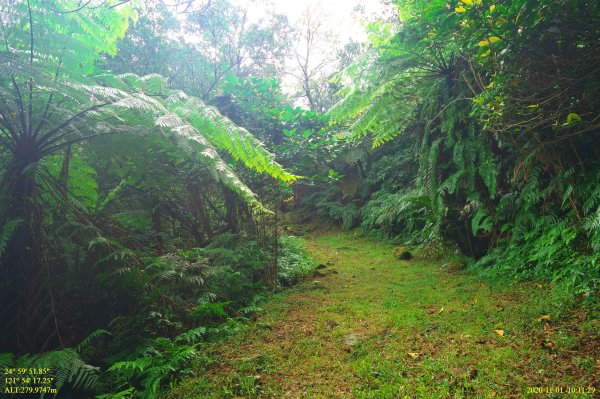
[167,231,598,398]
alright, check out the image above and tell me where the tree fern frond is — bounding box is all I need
[0,353,14,369]
[172,98,299,182]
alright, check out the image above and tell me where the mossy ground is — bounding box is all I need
[165,231,598,398]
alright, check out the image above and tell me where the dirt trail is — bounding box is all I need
[166,231,598,399]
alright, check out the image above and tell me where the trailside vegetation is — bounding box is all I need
[311,0,600,306]
[0,1,307,397]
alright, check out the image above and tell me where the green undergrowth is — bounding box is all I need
[0,234,314,399]
[164,230,598,399]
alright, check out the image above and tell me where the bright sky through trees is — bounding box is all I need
[232,0,384,41]
[227,0,386,102]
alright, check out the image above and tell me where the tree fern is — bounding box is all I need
[75,329,111,353]
[329,62,418,147]
[0,1,297,225]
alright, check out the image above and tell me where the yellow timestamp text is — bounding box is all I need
[526,386,596,395]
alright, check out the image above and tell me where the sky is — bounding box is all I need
[231,0,385,43]
[226,0,387,99]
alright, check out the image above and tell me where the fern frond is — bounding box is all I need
[174,326,207,344]
[34,348,100,394]
[76,329,111,353]
[0,353,14,369]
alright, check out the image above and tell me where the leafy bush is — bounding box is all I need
[361,190,435,242]
[301,189,361,230]
[277,236,314,285]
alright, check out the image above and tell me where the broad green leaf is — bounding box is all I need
[566,113,581,124]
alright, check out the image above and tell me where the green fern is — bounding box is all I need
[0,352,14,369]
[174,326,208,345]
[107,336,198,399]
[0,348,100,398]
[471,207,493,236]
[76,329,111,353]
[0,2,297,216]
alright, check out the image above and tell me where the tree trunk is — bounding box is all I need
[0,138,61,354]
[223,187,240,234]
[188,182,214,241]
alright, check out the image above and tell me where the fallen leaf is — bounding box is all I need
[494,329,505,337]
[536,315,551,322]
[438,307,444,314]
[407,352,420,359]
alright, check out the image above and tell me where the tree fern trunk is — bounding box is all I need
[0,140,60,354]
[224,187,240,234]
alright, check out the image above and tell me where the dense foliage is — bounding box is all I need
[309,0,600,305]
[0,1,310,397]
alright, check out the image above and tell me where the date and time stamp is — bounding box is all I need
[526,386,597,395]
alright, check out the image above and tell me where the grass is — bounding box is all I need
[164,230,599,398]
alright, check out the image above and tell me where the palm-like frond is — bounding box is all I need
[0,0,297,210]
[328,50,419,147]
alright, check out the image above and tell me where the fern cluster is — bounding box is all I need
[312,0,600,300]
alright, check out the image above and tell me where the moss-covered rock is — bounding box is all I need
[393,246,413,260]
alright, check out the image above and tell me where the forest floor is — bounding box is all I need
[165,230,599,399]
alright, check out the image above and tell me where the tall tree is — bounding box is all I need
[288,2,338,112]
